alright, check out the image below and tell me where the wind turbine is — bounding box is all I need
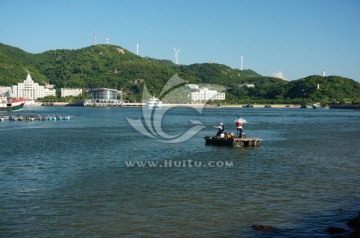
[240,55,244,71]
[174,48,180,65]
[136,43,139,55]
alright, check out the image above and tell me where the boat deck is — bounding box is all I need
[204,136,262,147]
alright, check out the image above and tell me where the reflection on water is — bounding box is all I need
[1,107,359,237]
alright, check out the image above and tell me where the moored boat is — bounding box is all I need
[300,103,313,108]
[312,103,322,109]
[242,104,253,108]
[146,96,163,109]
[327,103,360,110]
[0,97,26,112]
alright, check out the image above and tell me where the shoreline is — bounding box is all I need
[221,104,300,108]
[41,102,301,108]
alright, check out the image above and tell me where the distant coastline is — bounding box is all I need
[41,102,301,108]
[39,102,360,109]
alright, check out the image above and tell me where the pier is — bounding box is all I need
[83,100,145,107]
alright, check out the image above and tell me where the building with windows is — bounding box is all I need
[190,88,225,102]
[44,85,56,98]
[12,73,56,99]
[61,88,83,97]
[91,88,118,102]
[83,88,120,106]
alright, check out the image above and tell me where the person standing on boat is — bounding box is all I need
[214,122,224,136]
[236,118,243,138]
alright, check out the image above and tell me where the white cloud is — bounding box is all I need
[273,71,287,80]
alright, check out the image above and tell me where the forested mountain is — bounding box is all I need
[1,42,359,103]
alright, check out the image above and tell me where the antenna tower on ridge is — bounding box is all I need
[93,31,97,45]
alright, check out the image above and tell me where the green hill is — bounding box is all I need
[286,75,360,103]
[0,43,49,85]
[1,42,359,103]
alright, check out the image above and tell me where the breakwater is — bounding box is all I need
[0,115,72,121]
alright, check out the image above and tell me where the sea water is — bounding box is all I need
[1,106,359,237]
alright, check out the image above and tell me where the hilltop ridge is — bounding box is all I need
[1,43,359,103]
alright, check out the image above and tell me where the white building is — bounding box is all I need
[186,84,199,90]
[44,84,56,97]
[238,83,255,88]
[44,88,56,97]
[0,86,12,96]
[12,73,56,99]
[190,88,225,102]
[61,88,83,97]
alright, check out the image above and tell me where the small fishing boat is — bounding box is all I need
[300,103,312,109]
[312,102,322,109]
[205,120,262,147]
[0,97,26,112]
[204,121,262,147]
[242,104,253,108]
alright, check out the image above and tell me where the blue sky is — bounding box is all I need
[1,0,360,81]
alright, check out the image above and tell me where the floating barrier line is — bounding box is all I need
[0,115,73,122]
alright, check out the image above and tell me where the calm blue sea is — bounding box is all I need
[1,106,359,237]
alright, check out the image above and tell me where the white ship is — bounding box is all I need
[146,96,163,109]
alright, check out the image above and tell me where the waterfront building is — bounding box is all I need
[91,88,117,102]
[83,88,120,106]
[12,73,56,99]
[61,88,83,97]
[190,88,225,102]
